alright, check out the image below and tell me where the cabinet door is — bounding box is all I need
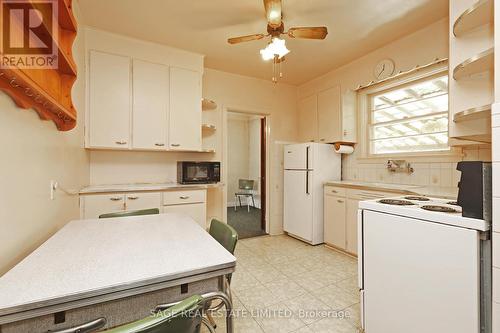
[132,60,169,150]
[83,194,125,219]
[346,198,360,254]
[169,67,202,151]
[162,203,207,229]
[298,95,318,142]
[317,85,341,143]
[125,192,161,211]
[324,193,346,249]
[89,51,131,149]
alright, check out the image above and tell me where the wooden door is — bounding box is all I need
[324,193,346,249]
[346,198,360,254]
[132,60,169,150]
[83,194,125,219]
[89,51,131,149]
[298,95,318,142]
[169,67,202,151]
[317,85,342,143]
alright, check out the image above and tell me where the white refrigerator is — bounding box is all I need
[283,143,341,245]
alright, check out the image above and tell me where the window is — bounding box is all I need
[369,74,449,155]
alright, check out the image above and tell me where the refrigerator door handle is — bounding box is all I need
[306,146,310,170]
[306,171,310,195]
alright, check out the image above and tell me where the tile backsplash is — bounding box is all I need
[341,147,492,193]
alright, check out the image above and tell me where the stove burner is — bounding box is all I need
[404,196,430,201]
[446,201,460,206]
[378,199,415,206]
[421,205,459,213]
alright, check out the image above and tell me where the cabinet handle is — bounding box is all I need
[154,143,165,147]
[337,199,344,203]
[110,197,122,201]
[331,190,338,193]
[343,130,348,136]
[179,196,190,199]
[320,138,325,142]
[171,143,181,147]
[127,196,139,200]
[115,141,127,145]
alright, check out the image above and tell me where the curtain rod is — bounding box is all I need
[355,58,449,91]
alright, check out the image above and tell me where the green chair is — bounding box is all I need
[206,219,238,329]
[48,292,234,333]
[98,208,160,219]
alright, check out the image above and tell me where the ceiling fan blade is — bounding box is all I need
[288,27,328,39]
[263,0,282,29]
[227,33,266,44]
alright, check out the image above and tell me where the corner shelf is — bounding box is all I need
[453,48,494,80]
[453,0,493,37]
[453,104,491,122]
[202,98,217,111]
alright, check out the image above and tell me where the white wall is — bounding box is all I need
[0,4,89,275]
[298,18,491,197]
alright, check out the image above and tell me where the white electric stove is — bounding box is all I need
[358,195,491,333]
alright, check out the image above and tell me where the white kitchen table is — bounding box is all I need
[0,213,236,332]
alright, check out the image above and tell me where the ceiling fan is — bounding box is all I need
[227,0,328,82]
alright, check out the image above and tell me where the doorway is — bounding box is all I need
[226,112,267,239]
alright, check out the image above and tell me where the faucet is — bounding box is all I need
[387,160,414,174]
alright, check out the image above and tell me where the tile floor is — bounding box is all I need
[206,235,361,333]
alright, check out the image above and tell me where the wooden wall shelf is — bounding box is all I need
[453,104,491,122]
[453,0,493,37]
[453,48,494,80]
[0,0,78,131]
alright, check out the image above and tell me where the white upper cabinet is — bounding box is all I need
[132,60,169,150]
[318,85,342,143]
[88,51,131,149]
[169,67,202,151]
[298,86,357,144]
[298,95,318,143]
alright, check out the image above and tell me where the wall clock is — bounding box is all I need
[374,59,395,80]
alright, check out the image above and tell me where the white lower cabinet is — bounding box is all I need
[162,189,207,229]
[162,203,206,229]
[324,186,403,255]
[324,192,346,249]
[81,194,126,219]
[81,192,161,219]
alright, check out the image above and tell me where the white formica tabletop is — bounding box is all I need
[0,214,236,322]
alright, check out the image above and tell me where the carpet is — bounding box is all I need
[227,206,266,239]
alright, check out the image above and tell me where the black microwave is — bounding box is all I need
[177,161,220,184]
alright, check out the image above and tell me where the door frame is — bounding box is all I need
[222,106,271,234]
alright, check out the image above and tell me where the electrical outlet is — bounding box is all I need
[50,180,58,200]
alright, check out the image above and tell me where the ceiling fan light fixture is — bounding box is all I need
[260,37,290,61]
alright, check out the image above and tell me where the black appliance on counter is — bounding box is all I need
[177,161,220,184]
[457,161,492,220]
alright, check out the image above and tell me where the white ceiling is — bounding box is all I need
[77,0,448,85]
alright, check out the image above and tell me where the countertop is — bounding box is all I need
[79,182,223,194]
[0,214,236,322]
[324,180,458,199]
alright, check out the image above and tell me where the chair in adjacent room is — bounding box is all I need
[234,179,255,212]
[98,208,160,219]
